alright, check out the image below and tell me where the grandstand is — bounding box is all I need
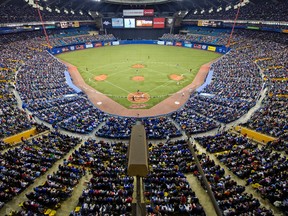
[0,0,287,215]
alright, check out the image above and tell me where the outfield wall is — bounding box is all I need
[50,40,229,55]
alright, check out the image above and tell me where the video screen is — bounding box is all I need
[136,19,153,27]
[124,18,136,28]
[112,18,124,28]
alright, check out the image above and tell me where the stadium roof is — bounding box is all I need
[6,0,240,16]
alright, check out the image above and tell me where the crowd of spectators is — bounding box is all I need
[49,34,116,47]
[192,152,274,215]
[96,116,182,139]
[195,131,257,154]
[18,154,85,215]
[184,0,288,21]
[69,139,134,215]
[0,131,81,209]
[269,80,288,95]
[0,4,92,24]
[160,33,228,46]
[171,104,219,134]
[217,144,287,212]
[243,96,287,139]
[58,107,108,134]
[144,140,205,215]
[196,132,288,213]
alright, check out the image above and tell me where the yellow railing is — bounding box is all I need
[234,126,276,144]
[3,127,37,145]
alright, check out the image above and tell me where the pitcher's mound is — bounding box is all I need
[132,64,145,68]
[94,74,107,81]
[128,92,150,103]
[169,74,185,81]
[132,76,145,81]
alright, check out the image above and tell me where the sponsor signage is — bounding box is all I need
[124,18,135,28]
[153,18,165,28]
[104,42,111,46]
[165,18,174,27]
[208,46,216,52]
[85,42,93,48]
[69,46,75,51]
[157,41,165,45]
[112,18,123,28]
[76,45,84,50]
[123,9,144,16]
[175,42,182,47]
[202,45,207,50]
[144,9,154,16]
[112,41,120,46]
[184,44,192,48]
[102,18,112,28]
[94,43,102,47]
[166,41,173,46]
[282,29,288,33]
[193,44,201,49]
[123,9,154,17]
[62,47,69,52]
[136,19,153,27]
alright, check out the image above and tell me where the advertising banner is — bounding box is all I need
[94,43,102,47]
[123,9,144,16]
[76,45,84,50]
[144,9,154,16]
[157,41,165,45]
[85,42,93,48]
[208,46,216,52]
[69,46,75,51]
[112,41,120,46]
[282,29,288,33]
[153,18,165,28]
[166,41,173,46]
[193,44,202,49]
[112,18,124,28]
[136,19,153,27]
[124,18,136,28]
[62,47,69,52]
[184,44,192,48]
[73,21,80,28]
[165,18,174,27]
[175,42,182,47]
[104,42,111,46]
[201,45,207,50]
[102,18,112,28]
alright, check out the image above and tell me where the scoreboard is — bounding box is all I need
[102,17,167,29]
[198,20,223,27]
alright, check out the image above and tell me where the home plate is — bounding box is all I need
[175,101,180,105]
[97,102,102,105]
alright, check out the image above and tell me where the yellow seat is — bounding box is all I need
[49,210,56,216]
[75,206,81,213]
[44,209,52,215]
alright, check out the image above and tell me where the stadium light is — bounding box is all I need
[225,5,232,11]
[209,8,213,13]
[194,9,197,14]
[71,10,75,14]
[217,7,222,12]
[200,9,205,14]
[79,11,83,15]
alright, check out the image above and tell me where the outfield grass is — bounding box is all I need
[57,44,221,108]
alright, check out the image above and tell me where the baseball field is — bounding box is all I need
[57,44,221,109]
